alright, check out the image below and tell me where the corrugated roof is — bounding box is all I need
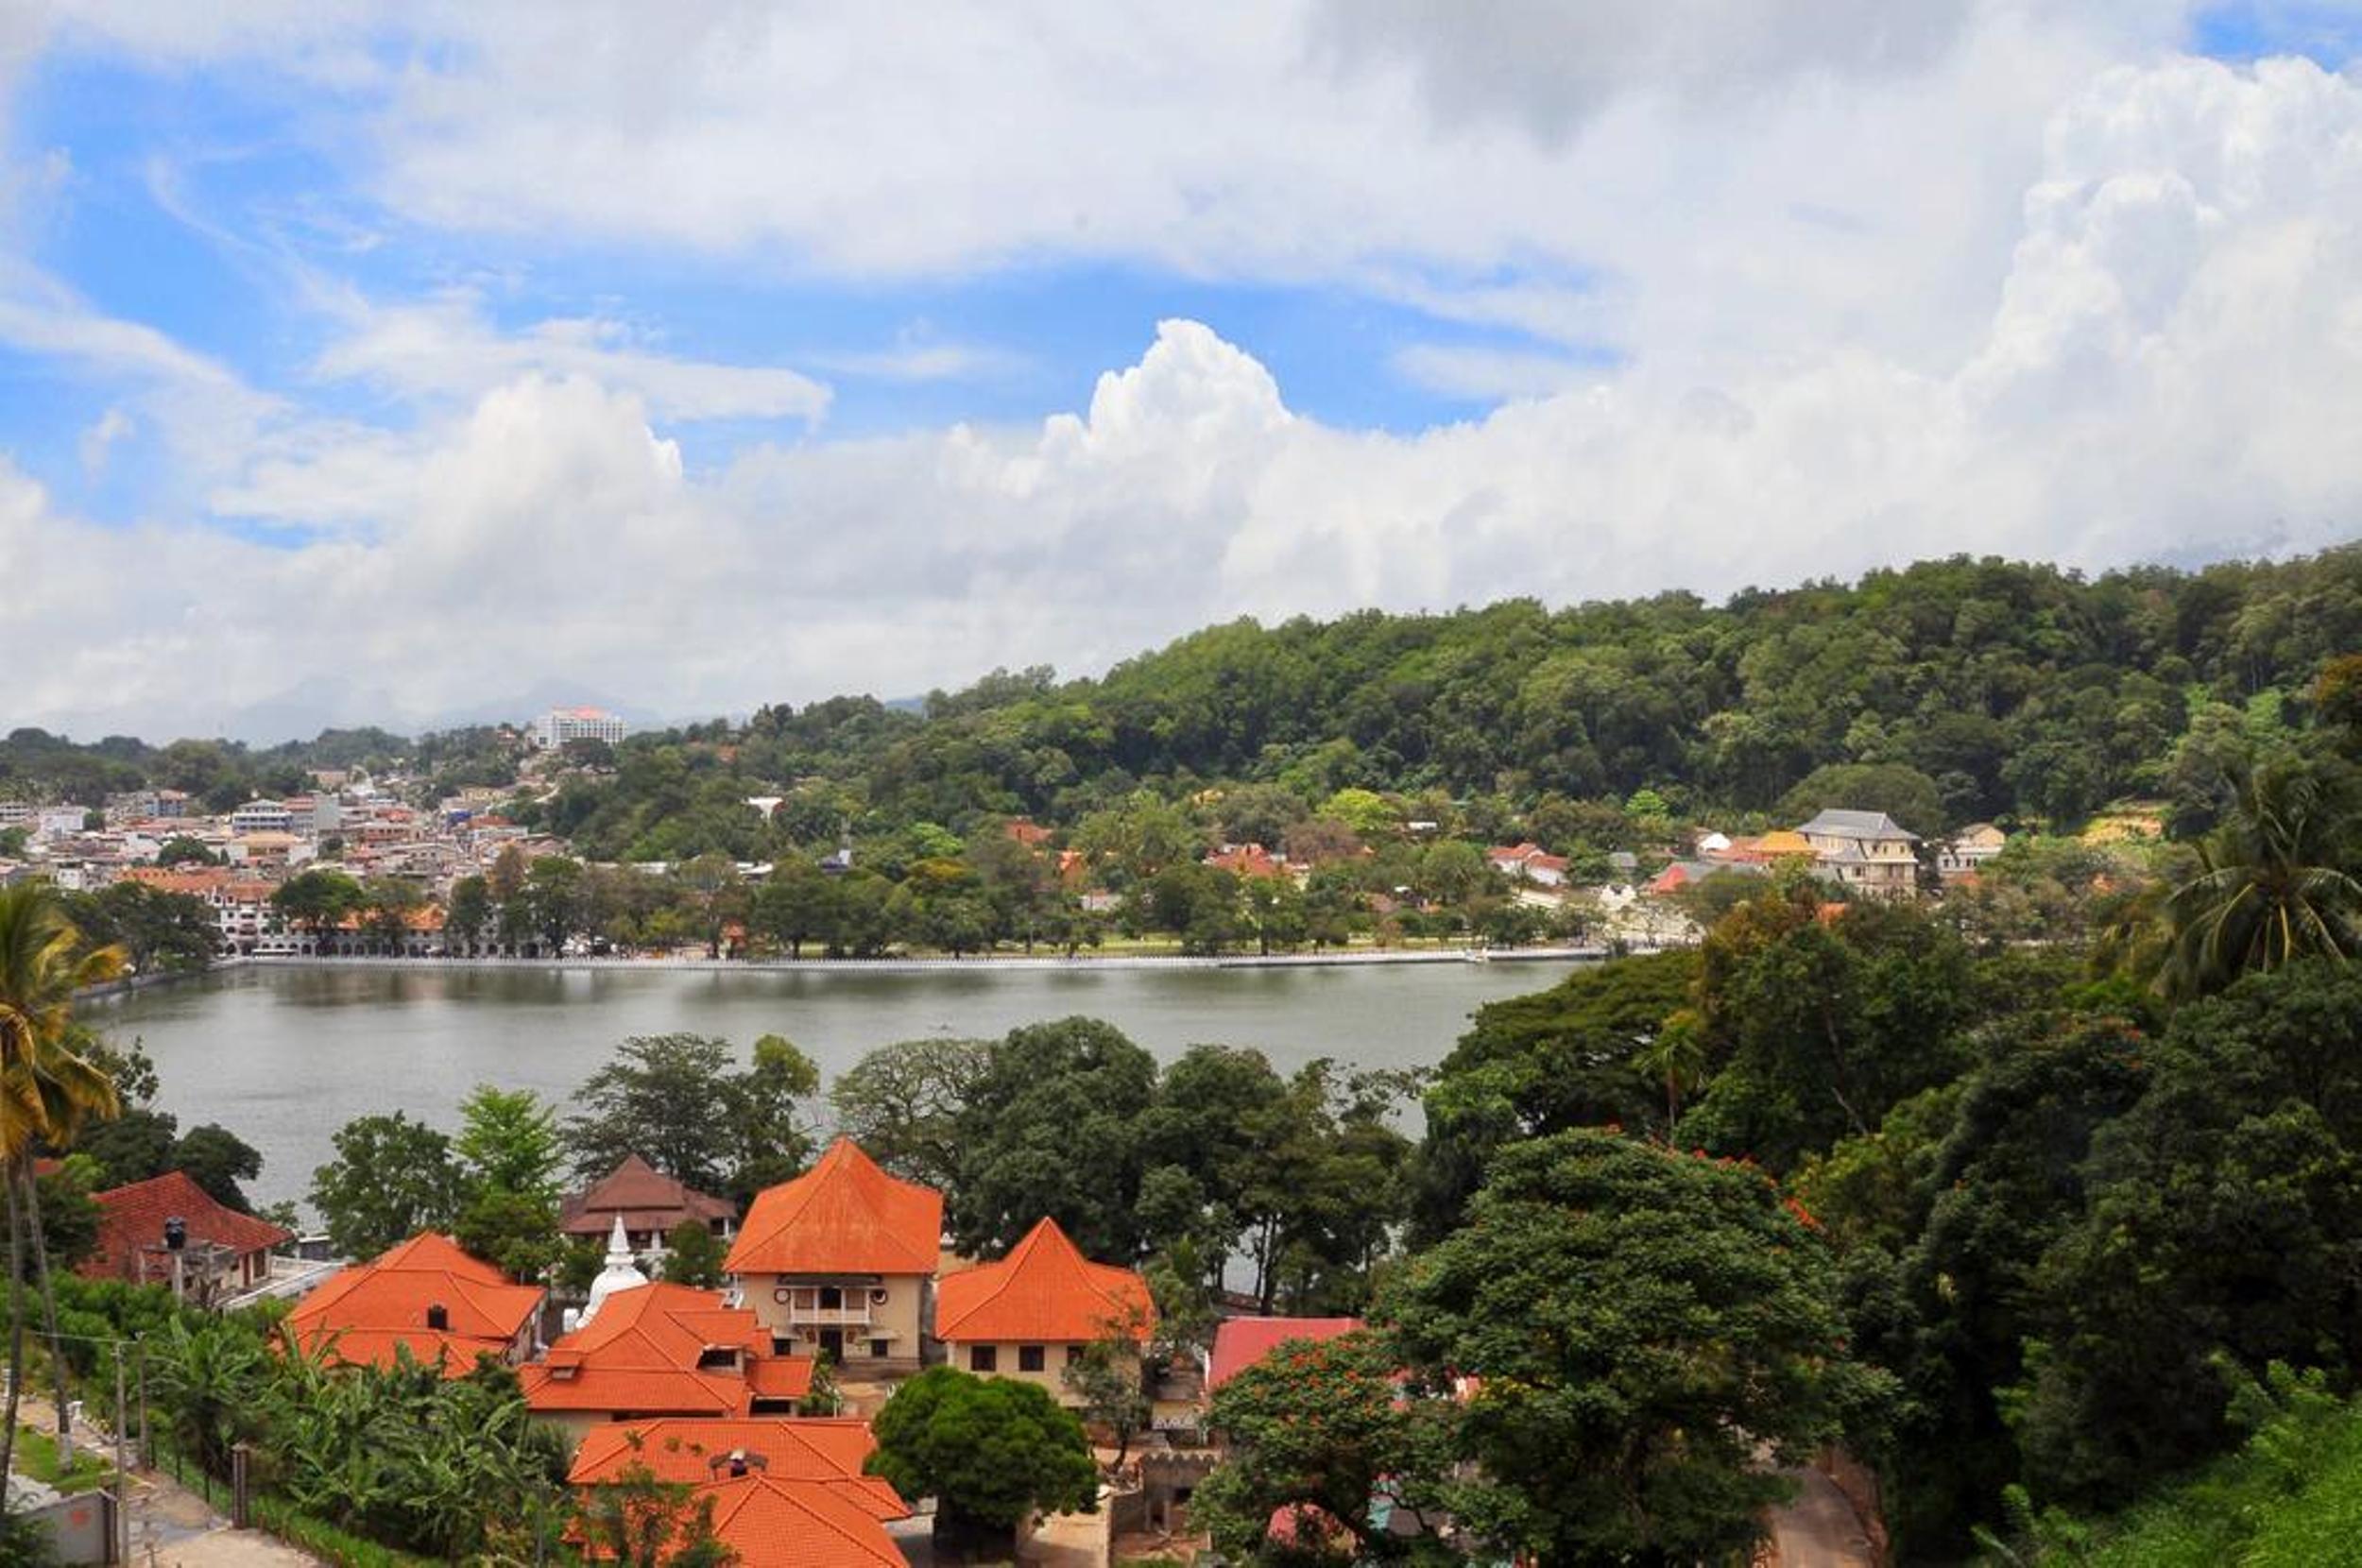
[933,1217,1153,1344]
[724,1140,941,1277]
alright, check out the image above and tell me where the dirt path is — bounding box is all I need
[1766,1466,1878,1568]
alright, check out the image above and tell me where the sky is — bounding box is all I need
[2,2,2361,741]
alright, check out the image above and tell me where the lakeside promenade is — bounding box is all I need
[86,943,1619,997]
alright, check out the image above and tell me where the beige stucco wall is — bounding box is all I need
[947,1339,1140,1406]
[735,1271,929,1364]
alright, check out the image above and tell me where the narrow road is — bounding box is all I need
[1767,1466,1877,1568]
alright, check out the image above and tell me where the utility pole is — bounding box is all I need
[114,1344,131,1565]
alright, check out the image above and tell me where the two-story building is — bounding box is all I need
[933,1217,1153,1409]
[1796,809,1924,899]
[722,1139,942,1373]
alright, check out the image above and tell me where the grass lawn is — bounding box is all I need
[9,1421,116,1494]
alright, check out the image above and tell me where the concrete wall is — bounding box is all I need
[28,1490,113,1564]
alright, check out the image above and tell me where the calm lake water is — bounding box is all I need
[94,960,1583,1214]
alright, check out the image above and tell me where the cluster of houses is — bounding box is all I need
[105,1137,1323,1564]
[0,766,574,957]
[1485,810,2009,910]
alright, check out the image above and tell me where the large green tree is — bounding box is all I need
[1194,1329,1454,1565]
[950,1017,1159,1258]
[828,1036,985,1194]
[309,1112,468,1258]
[566,1032,819,1201]
[864,1366,1098,1558]
[1384,1129,1890,1566]
[2012,961,2362,1504]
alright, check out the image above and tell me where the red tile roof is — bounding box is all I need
[570,1418,907,1568]
[80,1171,291,1284]
[559,1154,737,1238]
[284,1233,543,1377]
[724,1140,942,1277]
[933,1217,1153,1344]
[698,1474,907,1567]
[570,1417,893,1501]
[521,1283,811,1418]
[1207,1316,1364,1390]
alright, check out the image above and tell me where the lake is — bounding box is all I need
[94,959,1585,1214]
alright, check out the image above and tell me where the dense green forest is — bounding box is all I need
[8,549,2362,865]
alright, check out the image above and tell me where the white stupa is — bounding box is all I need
[582,1213,649,1325]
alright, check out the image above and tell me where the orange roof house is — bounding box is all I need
[561,1154,739,1252]
[570,1418,908,1568]
[521,1283,814,1444]
[284,1233,544,1377]
[1205,843,1289,879]
[81,1171,291,1299]
[723,1140,944,1372]
[933,1218,1153,1404]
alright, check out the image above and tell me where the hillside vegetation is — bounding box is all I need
[7,549,2362,864]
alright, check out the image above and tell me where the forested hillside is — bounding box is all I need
[8,548,2361,863]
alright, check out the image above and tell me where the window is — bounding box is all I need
[1066,1344,1085,1366]
[818,1286,843,1309]
[1018,1345,1046,1372]
[870,1338,891,1359]
[970,1345,998,1372]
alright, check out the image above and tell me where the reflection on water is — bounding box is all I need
[97,960,1583,1215]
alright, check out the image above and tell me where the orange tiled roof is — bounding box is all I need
[119,868,231,895]
[700,1473,908,1567]
[569,1417,895,1504]
[284,1233,543,1378]
[724,1140,942,1277]
[521,1283,810,1418]
[560,1154,737,1238]
[933,1217,1153,1344]
[571,1417,907,1568]
[81,1171,291,1284]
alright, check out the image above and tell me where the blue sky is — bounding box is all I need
[0,3,2358,739]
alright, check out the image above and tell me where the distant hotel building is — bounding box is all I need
[531,707,629,751]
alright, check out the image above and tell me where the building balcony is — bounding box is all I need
[779,1304,873,1328]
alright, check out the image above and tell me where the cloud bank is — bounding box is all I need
[0,5,2357,738]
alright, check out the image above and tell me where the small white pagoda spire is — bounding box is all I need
[582,1213,649,1325]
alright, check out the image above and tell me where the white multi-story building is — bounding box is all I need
[530,707,629,751]
[229,799,296,835]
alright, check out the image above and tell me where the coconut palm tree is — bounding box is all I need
[2118,757,2362,1001]
[0,883,123,1487]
